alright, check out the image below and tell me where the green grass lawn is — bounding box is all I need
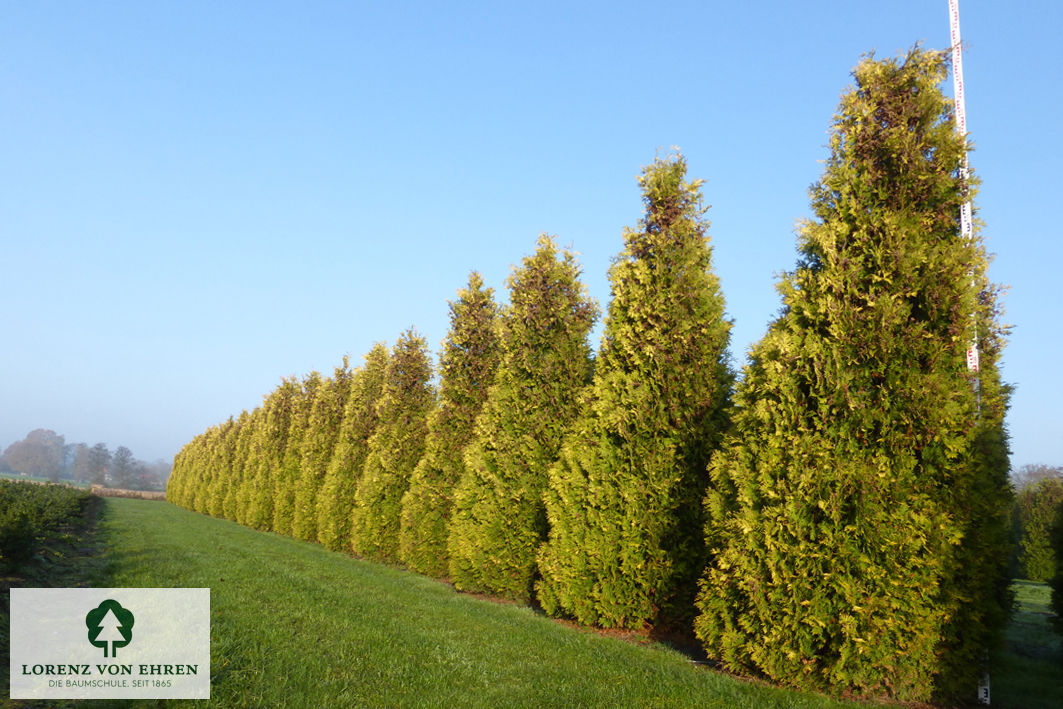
[990,579,1063,708]
[55,498,869,709]
[6,498,1060,708]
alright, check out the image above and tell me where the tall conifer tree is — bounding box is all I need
[447,235,598,602]
[351,329,435,562]
[537,154,733,629]
[293,360,352,542]
[184,432,211,513]
[204,418,236,517]
[167,441,193,508]
[272,372,322,536]
[693,49,1010,702]
[399,273,502,577]
[246,377,299,531]
[223,409,253,521]
[317,343,389,551]
[235,406,266,526]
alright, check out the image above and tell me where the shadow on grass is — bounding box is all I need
[990,579,1063,709]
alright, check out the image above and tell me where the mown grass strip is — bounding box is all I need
[989,580,1063,708]
[95,498,864,708]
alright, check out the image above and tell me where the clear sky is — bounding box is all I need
[2,1,1060,470]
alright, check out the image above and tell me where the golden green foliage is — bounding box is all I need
[234,407,266,526]
[351,330,435,563]
[317,344,389,552]
[538,154,734,629]
[245,377,300,531]
[223,409,254,522]
[447,236,598,602]
[400,273,501,577]
[694,48,1011,703]
[272,372,323,537]
[293,360,353,542]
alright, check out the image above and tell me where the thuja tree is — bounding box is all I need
[188,424,220,514]
[293,360,352,542]
[537,154,733,629]
[399,273,502,577]
[351,329,435,562]
[272,372,323,537]
[223,409,254,522]
[204,418,238,517]
[185,434,211,511]
[447,235,597,602]
[1015,477,1063,581]
[694,48,1010,703]
[235,407,266,526]
[168,443,196,508]
[317,343,389,552]
[245,377,300,531]
[167,445,192,507]
[939,339,1011,701]
[186,428,213,513]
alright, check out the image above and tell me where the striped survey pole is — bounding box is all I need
[948,0,982,412]
[949,4,990,705]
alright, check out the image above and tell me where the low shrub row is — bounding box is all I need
[0,479,92,570]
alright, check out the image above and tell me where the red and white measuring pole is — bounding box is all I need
[950,7,991,708]
[948,0,982,409]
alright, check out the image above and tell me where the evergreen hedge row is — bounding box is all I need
[167,46,1014,705]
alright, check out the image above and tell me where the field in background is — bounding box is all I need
[0,472,89,487]
[0,473,165,499]
[89,484,166,500]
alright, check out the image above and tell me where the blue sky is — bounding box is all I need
[2,1,1060,470]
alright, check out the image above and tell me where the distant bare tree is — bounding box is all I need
[1013,464,1063,491]
[112,446,135,488]
[88,443,111,486]
[1,429,66,481]
[143,459,172,489]
[73,443,93,483]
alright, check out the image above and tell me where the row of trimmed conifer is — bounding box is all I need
[168,47,1012,704]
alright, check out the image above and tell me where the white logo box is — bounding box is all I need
[10,588,210,700]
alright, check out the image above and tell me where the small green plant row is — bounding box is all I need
[167,47,1013,706]
[0,479,93,570]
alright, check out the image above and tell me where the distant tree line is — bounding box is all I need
[1011,464,1063,581]
[1018,464,1063,638]
[168,48,1014,704]
[0,429,170,491]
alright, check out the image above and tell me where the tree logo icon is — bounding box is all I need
[85,599,134,658]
